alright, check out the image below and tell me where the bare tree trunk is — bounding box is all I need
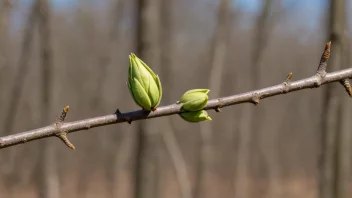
[37,0,59,198]
[157,1,193,197]
[0,0,11,73]
[1,1,38,196]
[134,0,162,198]
[235,1,272,197]
[2,1,38,136]
[194,1,229,198]
[91,0,126,197]
[91,0,125,108]
[0,0,11,38]
[319,1,350,198]
[251,0,271,86]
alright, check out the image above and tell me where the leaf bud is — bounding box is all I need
[179,110,212,123]
[127,53,162,111]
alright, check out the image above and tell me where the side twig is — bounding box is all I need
[54,106,75,149]
[0,42,351,149]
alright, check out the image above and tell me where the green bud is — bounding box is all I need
[179,110,212,123]
[128,53,162,111]
[178,89,210,111]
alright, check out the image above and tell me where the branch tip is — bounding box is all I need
[286,72,293,81]
[63,105,69,113]
[58,105,70,122]
[57,133,75,150]
[322,41,331,61]
[340,79,352,97]
[317,41,331,75]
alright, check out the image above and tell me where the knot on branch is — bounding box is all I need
[115,109,132,124]
[251,93,260,105]
[282,72,292,93]
[215,98,224,112]
[54,106,75,150]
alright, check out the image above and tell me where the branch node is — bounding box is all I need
[339,79,352,97]
[215,106,221,112]
[215,99,224,112]
[57,132,75,150]
[251,93,260,105]
[282,72,292,93]
[115,108,133,124]
[314,75,323,88]
[53,106,75,149]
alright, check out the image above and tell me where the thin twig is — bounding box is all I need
[317,41,331,77]
[0,42,352,149]
[56,105,70,123]
[0,67,350,149]
[339,79,352,97]
[54,106,75,149]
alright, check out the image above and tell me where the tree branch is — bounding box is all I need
[0,42,351,149]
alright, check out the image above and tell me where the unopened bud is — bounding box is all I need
[127,53,162,111]
[179,110,212,123]
[178,89,210,112]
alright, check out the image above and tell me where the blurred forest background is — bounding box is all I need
[0,0,352,198]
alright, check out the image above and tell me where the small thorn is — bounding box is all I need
[252,93,260,105]
[115,108,122,115]
[252,99,260,105]
[151,107,157,111]
[340,79,352,97]
[57,132,75,150]
[215,107,221,112]
[115,109,133,124]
